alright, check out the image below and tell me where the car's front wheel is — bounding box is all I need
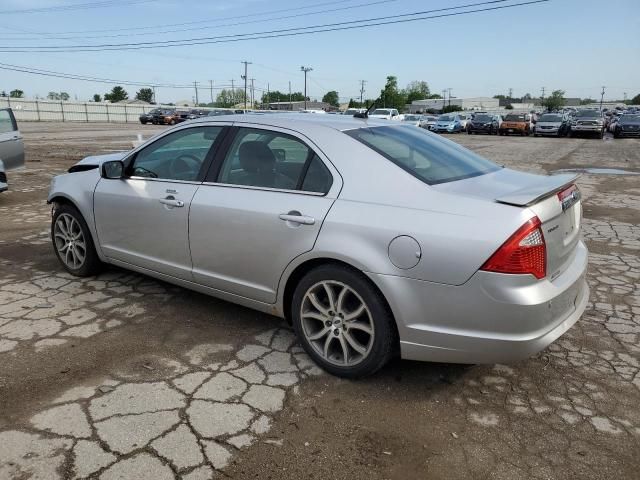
[291,265,396,378]
[52,204,102,277]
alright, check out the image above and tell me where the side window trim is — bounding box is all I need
[124,125,230,183]
[294,149,316,190]
[204,125,239,183]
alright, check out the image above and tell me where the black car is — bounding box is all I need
[187,109,209,119]
[467,114,499,135]
[139,108,162,125]
[613,114,640,138]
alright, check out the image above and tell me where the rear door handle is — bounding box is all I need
[279,213,315,225]
[159,197,184,208]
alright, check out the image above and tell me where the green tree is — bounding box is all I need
[505,103,514,110]
[93,94,102,102]
[522,93,532,100]
[216,89,246,108]
[322,90,339,107]
[261,90,306,104]
[104,86,128,103]
[135,88,154,103]
[59,92,70,101]
[47,91,60,100]
[9,89,24,98]
[380,76,406,110]
[404,80,431,103]
[0,91,6,97]
[542,89,565,111]
[580,98,596,105]
[442,105,460,113]
[628,93,640,105]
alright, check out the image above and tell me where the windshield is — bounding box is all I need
[474,115,492,122]
[539,114,563,122]
[621,115,640,123]
[575,110,600,118]
[344,109,359,115]
[426,116,437,121]
[438,115,454,122]
[345,125,501,185]
[504,114,525,122]
[372,109,391,115]
[403,115,420,121]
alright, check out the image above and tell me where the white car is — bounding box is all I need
[0,108,25,193]
[369,108,401,120]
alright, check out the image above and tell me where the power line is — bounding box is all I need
[0,0,152,15]
[0,0,397,41]
[0,1,549,52]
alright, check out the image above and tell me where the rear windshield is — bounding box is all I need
[438,115,454,121]
[345,125,501,185]
[504,114,526,121]
[473,115,492,122]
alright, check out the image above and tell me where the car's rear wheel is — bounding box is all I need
[52,204,102,277]
[291,265,396,378]
[140,120,147,125]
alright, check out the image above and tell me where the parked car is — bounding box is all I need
[343,108,367,116]
[421,115,439,130]
[0,108,25,192]
[457,113,471,130]
[533,113,570,137]
[499,113,531,136]
[187,109,210,120]
[401,114,425,126]
[466,114,499,135]
[569,110,604,138]
[369,108,401,120]
[613,114,640,138]
[139,108,162,125]
[433,114,464,133]
[47,114,589,378]
[152,109,185,125]
[207,109,238,116]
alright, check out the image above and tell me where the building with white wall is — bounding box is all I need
[408,97,499,113]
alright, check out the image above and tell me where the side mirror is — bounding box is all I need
[102,160,124,179]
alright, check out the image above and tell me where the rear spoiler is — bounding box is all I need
[495,173,579,207]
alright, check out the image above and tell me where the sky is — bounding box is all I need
[0,0,638,104]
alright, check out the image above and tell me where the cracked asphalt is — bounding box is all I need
[0,123,638,479]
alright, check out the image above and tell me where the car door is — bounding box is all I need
[0,108,25,171]
[93,125,227,279]
[189,125,342,304]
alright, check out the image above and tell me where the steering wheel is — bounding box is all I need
[169,154,201,179]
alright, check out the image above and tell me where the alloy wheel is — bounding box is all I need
[53,213,87,270]
[300,280,375,367]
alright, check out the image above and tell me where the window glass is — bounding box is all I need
[346,125,501,185]
[301,155,332,194]
[217,128,311,190]
[130,126,222,181]
[0,110,15,134]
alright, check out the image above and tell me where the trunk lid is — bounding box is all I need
[434,168,582,280]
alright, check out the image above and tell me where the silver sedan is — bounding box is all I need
[0,108,25,192]
[48,114,588,377]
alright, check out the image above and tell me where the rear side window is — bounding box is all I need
[345,125,501,185]
[0,110,16,134]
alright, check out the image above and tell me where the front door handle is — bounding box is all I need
[159,196,184,208]
[279,213,315,225]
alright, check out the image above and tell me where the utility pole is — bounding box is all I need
[209,80,214,104]
[241,60,252,109]
[442,89,446,110]
[301,66,313,110]
[359,80,366,105]
[266,83,270,110]
[250,78,255,108]
[508,87,513,99]
[194,81,199,106]
[623,92,627,102]
[152,86,157,104]
[600,86,605,112]
[540,87,545,110]
[288,81,292,111]
[448,88,452,107]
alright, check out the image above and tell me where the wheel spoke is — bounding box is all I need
[307,326,331,341]
[343,303,365,321]
[337,335,349,364]
[336,286,349,314]
[74,247,85,264]
[323,334,333,358]
[301,310,327,323]
[57,219,69,237]
[343,330,367,355]
[348,321,373,335]
[322,282,337,312]
[308,292,329,316]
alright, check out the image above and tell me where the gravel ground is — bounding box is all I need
[0,122,638,480]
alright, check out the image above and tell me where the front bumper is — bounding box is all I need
[571,124,602,132]
[536,127,561,135]
[617,128,640,137]
[367,240,589,364]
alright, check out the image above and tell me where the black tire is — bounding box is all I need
[169,119,176,125]
[152,119,158,125]
[467,129,472,135]
[291,265,397,378]
[598,130,604,139]
[140,120,147,125]
[51,203,103,277]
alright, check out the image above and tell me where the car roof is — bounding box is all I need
[187,112,391,133]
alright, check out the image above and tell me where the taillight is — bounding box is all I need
[480,216,546,279]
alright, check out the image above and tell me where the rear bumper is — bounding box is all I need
[367,240,589,364]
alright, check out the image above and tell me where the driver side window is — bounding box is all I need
[130,126,222,182]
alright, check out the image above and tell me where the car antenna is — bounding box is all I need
[354,98,378,119]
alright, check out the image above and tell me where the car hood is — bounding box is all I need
[620,120,640,126]
[74,151,128,167]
